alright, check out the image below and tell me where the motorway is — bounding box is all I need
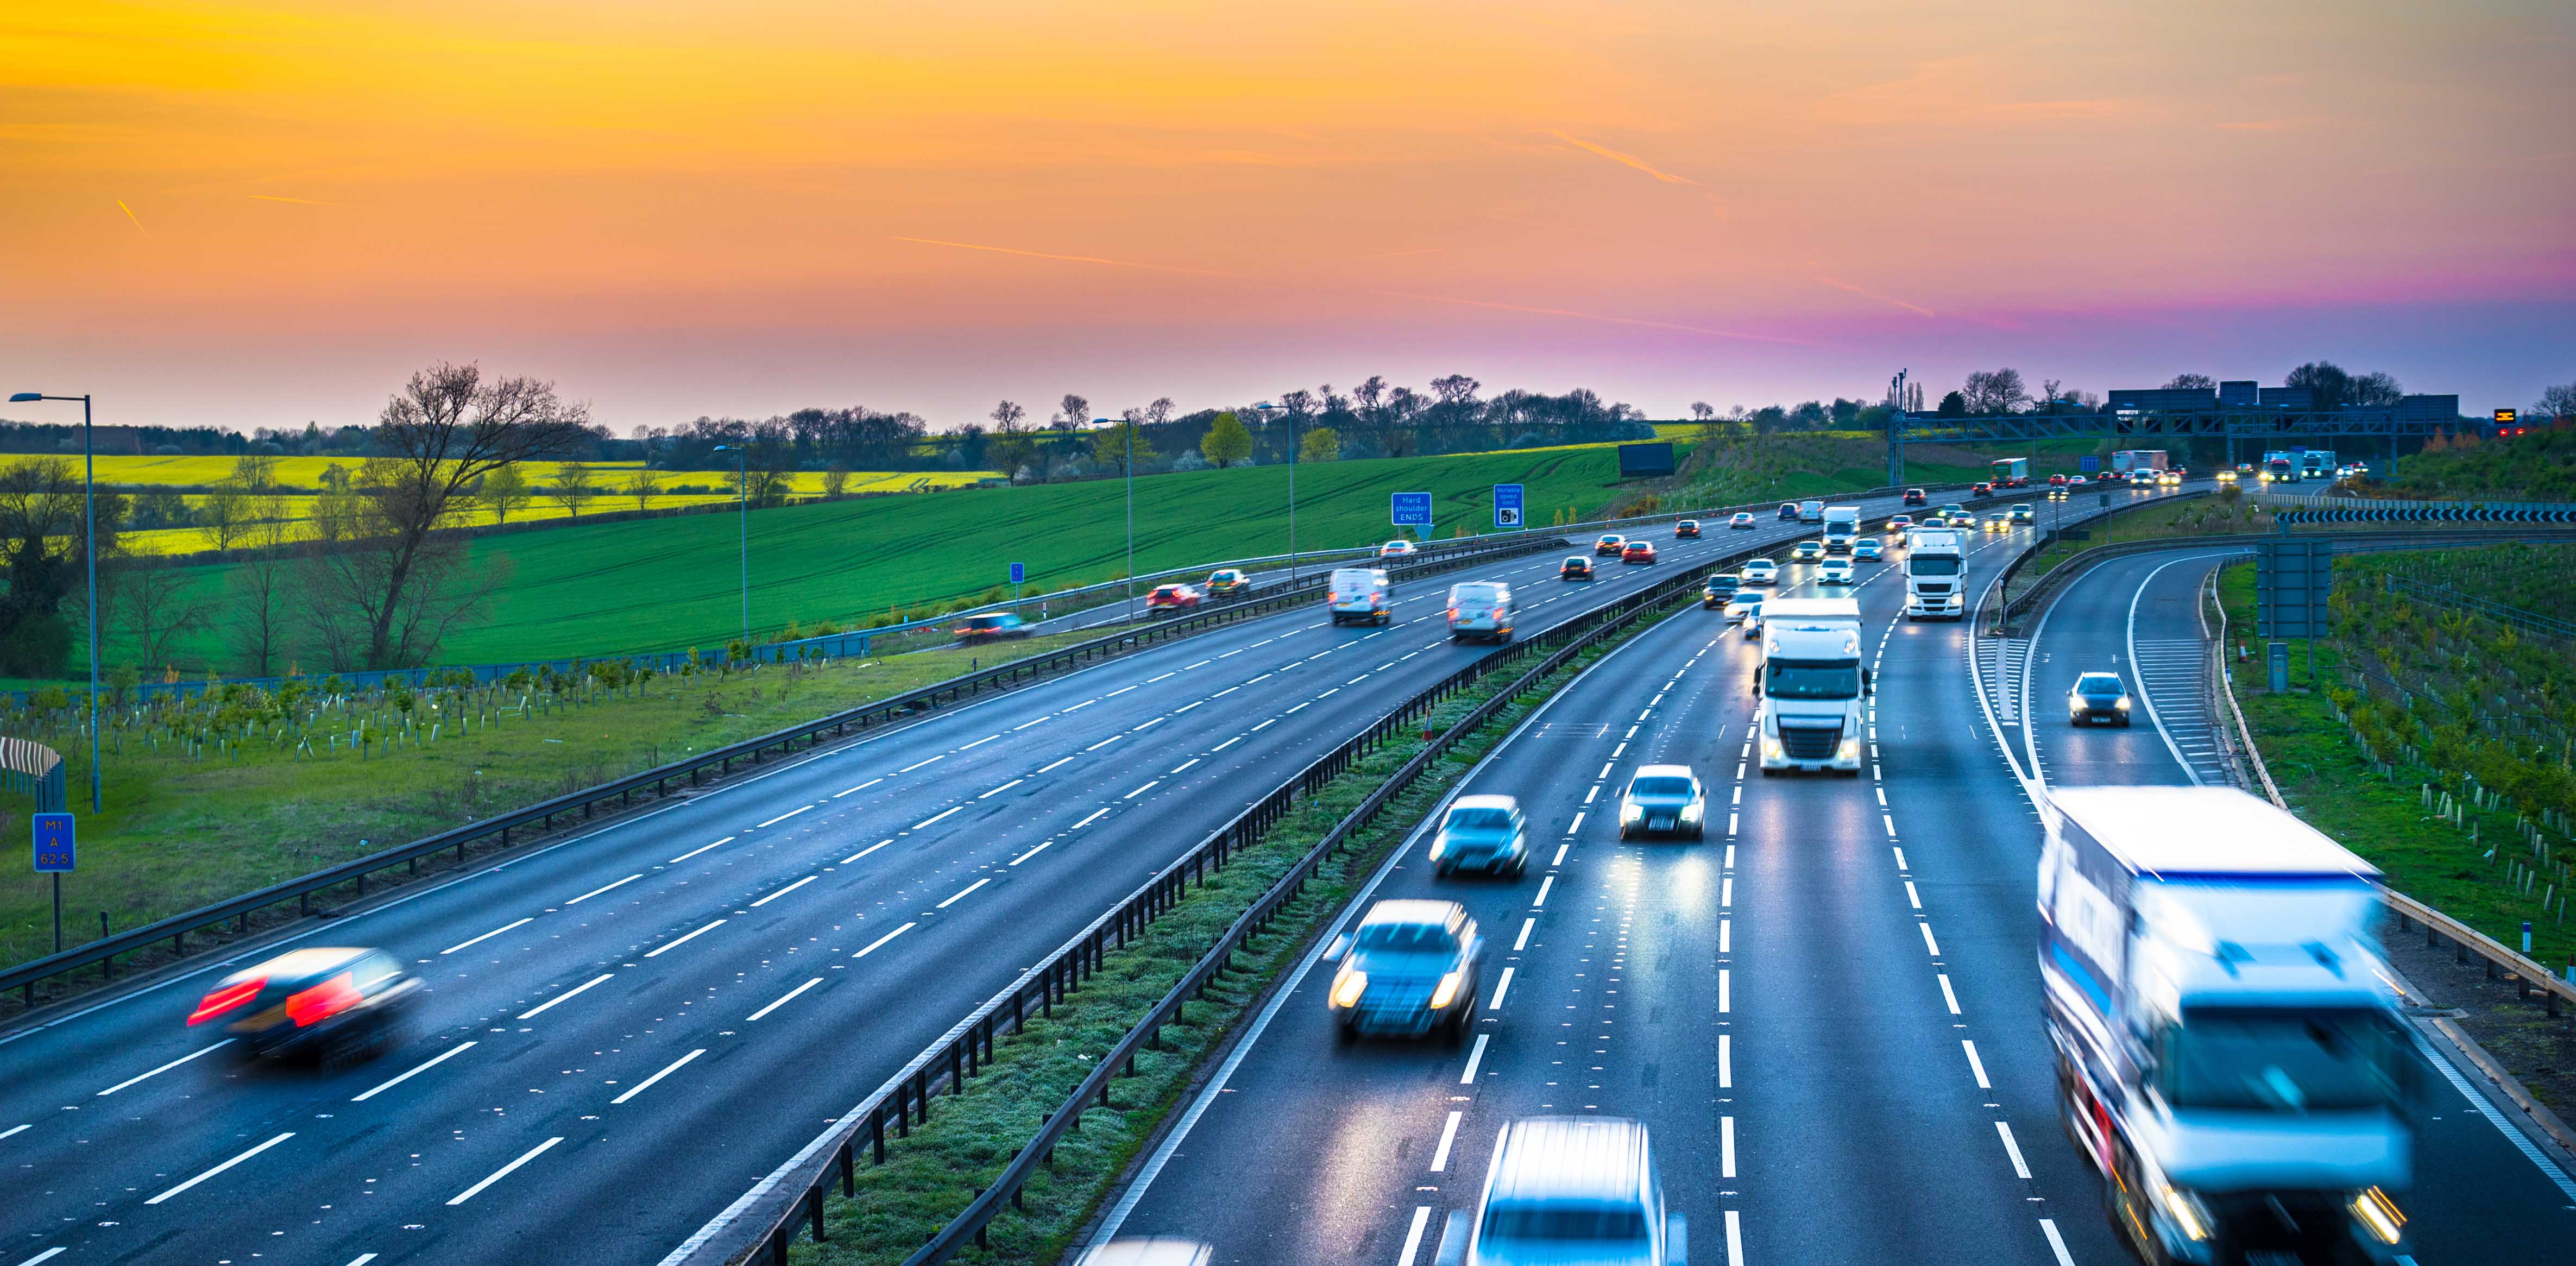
[0,490,1943,1264]
[1095,495,2576,1265]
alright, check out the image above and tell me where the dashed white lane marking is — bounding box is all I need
[1396,1205,1432,1266]
[1072,807,1112,829]
[914,805,963,829]
[937,878,991,908]
[146,1131,298,1205]
[97,1041,234,1097]
[517,974,613,1022]
[17,1250,67,1265]
[1459,1034,1489,1084]
[842,839,892,865]
[1010,841,1053,866]
[2039,1219,2077,1266]
[0,1124,30,1141]
[351,1040,480,1100]
[1718,1034,1731,1088]
[1718,968,1730,1013]
[1937,974,1961,1015]
[447,1135,565,1205]
[750,874,816,907]
[1488,967,1515,1009]
[959,733,1000,750]
[1995,1120,2032,1179]
[1105,684,1138,697]
[1533,876,1555,907]
[645,918,726,958]
[746,978,823,1022]
[345,1255,377,1266]
[1087,735,1123,752]
[667,835,734,864]
[1963,1040,1992,1089]
[1725,1210,1745,1266]
[566,873,641,905]
[1904,881,1921,909]
[899,754,943,773]
[1514,918,1534,952]
[441,917,533,955]
[1567,812,1585,834]
[1011,717,1049,732]
[979,778,1024,798]
[855,922,916,958]
[613,1050,705,1104]
[1124,780,1161,799]
[1721,1114,1737,1178]
[1429,1111,1462,1172]
[834,778,881,797]
[1919,923,1942,956]
[1552,843,1568,866]
[1211,736,1244,752]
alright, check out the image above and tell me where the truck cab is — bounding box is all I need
[1820,505,1861,554]
[1753,597,1867,775]
[1904,527,1967,620]
[2040,788,2417,1265]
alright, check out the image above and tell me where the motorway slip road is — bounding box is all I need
[0,489,1939,1266]
[1095,502,2576,1266]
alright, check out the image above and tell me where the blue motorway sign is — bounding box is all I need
[1009,561,1025,585]
[33,812,73,873]
[2079,455,2100,473]
[1493,483,1525,528]
[1391,492,1433,528]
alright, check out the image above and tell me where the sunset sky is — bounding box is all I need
[5,0,2570,433]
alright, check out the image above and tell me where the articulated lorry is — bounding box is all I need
[1903,527,1967,620]
[2111,450,2169,477]
[1989,457,2030,488]
[2040,787,2417,1265]
[1821,505,1861,554]
[2262,450,2301,483]
[1753,597,1868,775]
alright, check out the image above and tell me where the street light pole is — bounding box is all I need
[1255,402,1298,587]
[9,392,100,813]
[1094,419,1136,622]
[713,444,750,645]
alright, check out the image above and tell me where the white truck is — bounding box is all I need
[1797,499,1824,524]
[1903,527,1966,620]
[1752,596,1867,776]
[1819,505,1861,554]
[2111,449,2169,476]
[2301,449,2337,481]
[2040,787,2416,1265]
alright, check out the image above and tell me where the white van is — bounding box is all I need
[1445,581,1515,643]
[1328,568,1393,626]
[1437,1117,1681,1266]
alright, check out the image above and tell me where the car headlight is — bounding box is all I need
[1621,801,1644,822]
[1429,971,1464,1010]
[1331,971,1368,1009]
[1427,836,1446,860]
[2351,1187,2405,1245]
[2158,1182,2212,1243]
[2115,696,2130,710]
[1679,802,1703,822]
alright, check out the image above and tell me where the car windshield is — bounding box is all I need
[2076,674,2122,694]
[1452,584,1502,603]
[1910,557,1961,576]
[1564,558,1588,568]
[2163,1007,2406,1114]
[1482,1204,1650,1243]
[1630,777,1695,798]
[1766,658,1861,700]
[963,616,1006,629]
[1351,922,1459,971]
[1445,808,1514,832]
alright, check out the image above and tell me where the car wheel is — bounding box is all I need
[2120,716,2132,728]
[1759,766,1778,777]
[1445,1011,1469,1047]
[1334,1022,1356,1046]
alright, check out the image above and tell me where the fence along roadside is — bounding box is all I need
[0,531,1555,1012]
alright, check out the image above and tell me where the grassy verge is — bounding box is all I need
[0,630,1098,974]
[2215,562,2572,969]
[783,600,1673,1265]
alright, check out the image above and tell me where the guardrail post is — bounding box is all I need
[873,1104,889,1161]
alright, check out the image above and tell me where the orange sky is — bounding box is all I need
[5,0,2571,430]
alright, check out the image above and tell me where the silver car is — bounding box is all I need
[1326,900,1483,1044]
[1431,795,1528,878]
[1437,1117,1681,1266]
[1618,765,1705,840]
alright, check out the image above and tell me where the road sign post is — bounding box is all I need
[1009,561,1024,606]
[1492,483,1524,530]
[2256,538,2333,681]
[1391,492,1432,537]
[33,811,72,953]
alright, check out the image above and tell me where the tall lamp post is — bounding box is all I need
[711,444,751,645]
[1092,418,1138,622]
[9,392,100,814]
[1252,402,1298,587]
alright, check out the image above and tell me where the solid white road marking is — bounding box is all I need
[566,873,641,905]
[937,878,991,909]
[518,974,614,1021]
[446,1135,564,1203]
[855,922,916,958]
[1460,1034,1489,1084]
[1995,1120,2032,1179]
[352,1041,480,1101]
[645,918,726,958]
[441,917,533,955]
[750,875,817,907]
[747,978,823,1022]
[97,1041,234,1097]
[147,1131,295,1205]
[1430,1111,1462,1172]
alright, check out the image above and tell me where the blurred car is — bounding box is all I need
[1620,540,1658,565]
[1560,556,1596,581]
[1444,1117,1678,1266]
[1902,487,1928,506]
[954,613,1031,644]
[2068,671,2131,726]
[1852,538,1884,562]
[1618,765,1705,840]
[2010,503,2035,524]
[1595,533,1627,557]
[1790,540,1824,562]
[1145,583,1202,614]
[1673,519,1700,538]
[1817,556,1854,584]
[2214,469,2238,483]
[2068,475,2089,486]
[1984,513,2012,532]
[1739,558,1778,586]
[1077,1242,1214,1266]
[2236,462,2254,474]
[1446,581,1516,644]
[1886,513,1913,533]
[2158,470,2182,486]
[188,947,421,1065]
[2170,465,2189,481]
[2048,487,2069,501]
[1938,503,1967,521]
[1723,593,1766,629]
[1327,899,1483,1044]
[1700,574,1740,608]
[1429,795,1528,878]
[2049,473,2068,486]
[1728,511,1756,530]
[1378,539,1419,558]
[1204,568,1252,597]
[1775,502,1799,520]
[1328,568,1393,625]
[1972,481,1993,496]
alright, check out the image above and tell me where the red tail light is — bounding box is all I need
[286,972,363,1026]
[188,978,266,1025]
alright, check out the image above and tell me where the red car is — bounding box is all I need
[1145,583,1202,614]
[1620,541,1658,565]
[2049,474,2067,486]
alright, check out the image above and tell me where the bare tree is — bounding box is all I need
[478,463,533,523]
[625,467,659,511]
[301,362,586,669]
[2535,381,2576,424]
[2163,373,2216,390]
[1429,374,1482,406]
[1353,376,1388,424]
[2350,371,2404,407]
[822,462,851,498]
[1145,397,1175,426]
[232,453,282,493]
[112,564,216,674]
[228,514,297,675]
[1690,402,1716,420]
[548,462,596,517]
[1961,368,2029,415]
[197,481,253,555]
[1050,394,1089,432]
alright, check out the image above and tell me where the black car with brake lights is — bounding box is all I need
[1561,556,1595,581]
[188,947,421,1066]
